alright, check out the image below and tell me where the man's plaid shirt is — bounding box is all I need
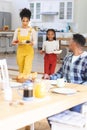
[50,52,87,84]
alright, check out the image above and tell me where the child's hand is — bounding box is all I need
[39,50,45,54]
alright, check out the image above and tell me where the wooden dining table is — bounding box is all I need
[0,83,87,130]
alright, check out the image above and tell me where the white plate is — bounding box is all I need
[19,42,26,45]
[10,81,22,88]
[53,50,62,54]
[19,40,30,44]
[52,88,77,95]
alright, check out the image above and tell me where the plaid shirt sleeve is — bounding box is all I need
[50,67,63,80]
[82,61,87,85]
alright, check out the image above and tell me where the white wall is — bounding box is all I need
[74,0,87,33]
[11,0,29,29]
[0,1,12,12]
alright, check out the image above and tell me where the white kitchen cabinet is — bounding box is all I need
[59,0,74,22]
[41,1,58,12]
[29,0,74,22]
[29,2,41,21]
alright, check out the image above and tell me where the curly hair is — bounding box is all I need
[20,8,31,20]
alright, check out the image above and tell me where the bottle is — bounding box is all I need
[4,88,12,101]
[33,79,47,98]
[3,81,12,101]
[65,23,69,32]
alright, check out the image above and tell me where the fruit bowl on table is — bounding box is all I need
[53,50,62,54]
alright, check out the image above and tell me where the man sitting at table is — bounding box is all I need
[50,33,87,113]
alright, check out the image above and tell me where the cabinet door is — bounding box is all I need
[66,2,73,20]
[29,2,41,21]
[36,3,41,19]
[30,3,34,19]
[59,2,65,20]
[59,1,73,22]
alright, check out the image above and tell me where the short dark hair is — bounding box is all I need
[46,29,56,40]
[73,34,86,46]
[20,8,31,20]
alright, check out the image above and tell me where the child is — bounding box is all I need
[40,29,59,79]
[12,8,37,82]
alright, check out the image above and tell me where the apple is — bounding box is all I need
[14,40,19,43]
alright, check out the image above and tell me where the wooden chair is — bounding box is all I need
[48,110,87,130]
[0,59,10,89]
[81,103,87,128]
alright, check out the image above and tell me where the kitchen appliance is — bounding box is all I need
[0,12,11,30]
[38,31,46,50]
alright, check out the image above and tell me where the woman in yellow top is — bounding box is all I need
[12,8,37,82]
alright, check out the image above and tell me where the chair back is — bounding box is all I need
[0,59,10,88]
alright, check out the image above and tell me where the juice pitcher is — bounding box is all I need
[33,80,47,98]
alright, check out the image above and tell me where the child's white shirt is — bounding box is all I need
[42,40,59,54]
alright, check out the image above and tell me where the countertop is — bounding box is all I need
[57,37,87,45]
[0,30,14,32]
[0,30,14,35]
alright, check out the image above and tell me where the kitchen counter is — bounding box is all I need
[56,37,87,60]
[0,30,14,35]
[0,30,15,53]
[57,37,87,49]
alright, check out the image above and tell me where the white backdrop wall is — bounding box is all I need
[74,0,87,33]
[11,0,29,29]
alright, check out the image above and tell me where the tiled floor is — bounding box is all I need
[0,49,44,73]
[0,49,61,75]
